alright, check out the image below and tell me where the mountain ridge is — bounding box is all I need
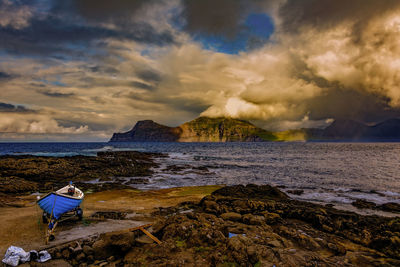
[110,117,276,142]
[109,117,400,142]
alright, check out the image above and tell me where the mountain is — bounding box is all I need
[110,117,276,142]
[321,118,400,140]
[110,117,400,142]
[110,120,181,142]
[322,119,369,139]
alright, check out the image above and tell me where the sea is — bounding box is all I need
[1,142,399,215]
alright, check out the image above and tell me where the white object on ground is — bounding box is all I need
[37,250,51,263]
[2,246,52,266]
[2,246,30,266]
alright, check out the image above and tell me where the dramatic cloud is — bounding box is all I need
[0,71,12,80]
[37,90,75,98]
[0,114,88,134]
[0,0,32,30]
[0,102,34,113]
[1,0,400,140]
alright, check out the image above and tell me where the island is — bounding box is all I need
[110,117,400,142]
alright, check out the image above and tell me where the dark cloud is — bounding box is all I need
[135,69,162,83]
[37,90,75,98]
[306,89,400,124]
[126,91,210,115]
[180,0,277,38]
[0,102,34,113]
[65,0,150,26]
[0,71,12,80]
[0,13,174,56]
[182,0,248,37]
[130,81,155,91]
[279,0,400,36]
[88,65,118,74]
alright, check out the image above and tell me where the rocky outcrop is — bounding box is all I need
[0,151,164,194]
[110,120,181,142]
[178,117,275,142]
[110,117,276,142]
[38,184,400,266]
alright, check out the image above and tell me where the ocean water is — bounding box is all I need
[1,142,400,210]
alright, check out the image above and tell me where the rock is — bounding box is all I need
[379,202,400,213]
[287,189,304,195]
[242,214,265,225]
[221,212,242,221]
[202,200,220,213]
[54,252,62,259]
[76,252,86,262]
[37,185,400,266]
[267,240,282,248]
[212,184,288,200]
[92,230,135,260]
[352,199,376,209]
[83,245,94,255]
[0,151,161,192]
[61,249,70,259]
[262,212,281,225]
[0,176,38,194]
[327,242,346,255]
[227,235,253,265]
[92,240,108,260]
[87,255,94,263]
[136,234,154,244]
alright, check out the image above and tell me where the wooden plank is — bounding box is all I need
[126,223,153,232]
[140,227,162,245]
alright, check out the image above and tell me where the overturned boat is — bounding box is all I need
[37,183,84,242]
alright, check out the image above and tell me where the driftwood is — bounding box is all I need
[126,223,162,245]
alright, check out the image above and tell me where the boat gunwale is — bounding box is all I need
[37,191,84,203]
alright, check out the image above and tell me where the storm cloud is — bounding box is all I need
[1,0,400,140]
[0,102,34,113]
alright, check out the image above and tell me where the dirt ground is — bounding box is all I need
[0,185,222,255]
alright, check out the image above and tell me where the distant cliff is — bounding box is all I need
[276,118,400,141]
[321,118,400,140]
[110,117,400,142]
[110,117,276,142]
[110,120,181,142]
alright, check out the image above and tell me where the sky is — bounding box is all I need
[1,0,400,141]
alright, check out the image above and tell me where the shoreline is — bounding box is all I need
[1,150,399,216]
[1,184,399,266]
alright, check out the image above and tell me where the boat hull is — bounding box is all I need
[38,193,82,219]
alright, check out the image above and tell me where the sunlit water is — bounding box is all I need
[1,142,400,211]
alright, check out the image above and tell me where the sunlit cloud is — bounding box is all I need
[1,0,400,140]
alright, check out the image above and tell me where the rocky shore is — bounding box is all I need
[32,185,400,267]
[0,151,165,197]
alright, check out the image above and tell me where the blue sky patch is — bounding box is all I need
[194,13,274,54]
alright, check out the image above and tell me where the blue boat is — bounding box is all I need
[37,184,84,220]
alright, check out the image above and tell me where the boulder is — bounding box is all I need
[92,231,135,260]
[242,214,265,225]
[212,184,288,200]
[379,202,400,213]
[221,212,242,222]
[351,199,376,209]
